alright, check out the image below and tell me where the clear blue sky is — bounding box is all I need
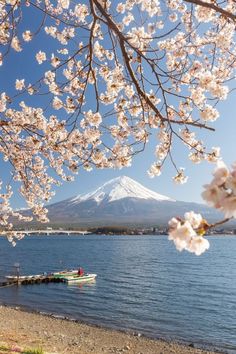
[1,5,236,208]
[50,97,235,205]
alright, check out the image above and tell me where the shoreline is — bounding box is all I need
[2,232,236,235]
[0,304,223,354]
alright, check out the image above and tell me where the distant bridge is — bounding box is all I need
[12,230,91,236]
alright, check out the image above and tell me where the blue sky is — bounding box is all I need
[51,97,235,205]
[3,92,234,208]
[1,4,236,208]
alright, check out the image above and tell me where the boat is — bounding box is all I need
[52,270,78,278]
[63,273,97,283]
[4,270,97,284]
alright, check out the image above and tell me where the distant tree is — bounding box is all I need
[0,0,236,252]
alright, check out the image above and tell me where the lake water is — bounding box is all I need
[0,235,235,353]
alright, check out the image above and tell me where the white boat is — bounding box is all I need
[53,270,78,278]
[64,273,97,283]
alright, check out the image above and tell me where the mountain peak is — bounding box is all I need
[71,175,174,205]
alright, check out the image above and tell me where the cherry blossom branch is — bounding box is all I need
[184,0,236,21]
[1,0,236,247]
[208,217,232,229]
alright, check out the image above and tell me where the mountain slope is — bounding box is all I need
[41,176,223,227]
[70,176,174,204]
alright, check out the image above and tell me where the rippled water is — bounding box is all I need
[0,235,235,353]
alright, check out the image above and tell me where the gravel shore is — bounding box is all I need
[0,306,221,354]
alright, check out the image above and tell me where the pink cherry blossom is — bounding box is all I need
[0,0,236,249]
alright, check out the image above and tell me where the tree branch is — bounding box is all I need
[184,0,236,21]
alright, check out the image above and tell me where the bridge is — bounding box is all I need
[12,230,91,236]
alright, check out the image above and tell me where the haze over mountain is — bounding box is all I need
[39,176,224,228]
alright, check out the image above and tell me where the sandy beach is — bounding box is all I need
[0,306,222,354]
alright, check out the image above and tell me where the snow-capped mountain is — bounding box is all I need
[37,176,223,227]
[71,176,174,204]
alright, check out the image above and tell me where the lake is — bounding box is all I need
[0,235,235,353]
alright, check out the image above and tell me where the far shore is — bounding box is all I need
[1,229,236,237]
[0,305,222,354]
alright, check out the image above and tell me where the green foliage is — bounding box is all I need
[0,342,44,354]
[0,344,9,351]
[22,348,44,354]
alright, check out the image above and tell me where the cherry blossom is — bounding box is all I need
[202,161,236,219]
[15,79,25,91]
[22,31,32,42]
[1,0,236,248]
[36,51,47,64]
[168,212,210,255]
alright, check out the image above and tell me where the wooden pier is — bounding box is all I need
[0,275,65,287]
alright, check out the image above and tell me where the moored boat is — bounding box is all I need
[53,270,78,278]
[64,273,97,283]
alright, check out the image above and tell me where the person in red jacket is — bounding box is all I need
[78,267,84,277]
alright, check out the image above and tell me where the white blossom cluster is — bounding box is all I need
[202,161,236,219]
[1,0,236,244]
[169,160,236,255]
[168,211,210,256]
[0,182,32,246]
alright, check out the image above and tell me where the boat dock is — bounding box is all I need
[0,269,97,287]
[0,274,65,287]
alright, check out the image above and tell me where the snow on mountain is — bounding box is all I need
[20,175,225,227]
[70,176,174,204]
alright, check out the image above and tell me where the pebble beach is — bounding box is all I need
[0,306,221,354]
